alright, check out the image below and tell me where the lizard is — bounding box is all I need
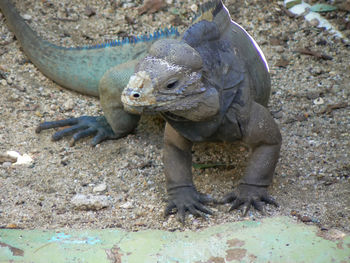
[1,0,282,223]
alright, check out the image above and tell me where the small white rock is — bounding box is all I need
[50,104,58,110]
[120,201,133,209]
[6,151,33,165]
[63,99,74,111]
[93,183,107,193]
[190,4,198,13]
[71,194,110,210]
[16,154,33,165]
[313,97,324,105]
[6,151,21,159]
[22,14,32,20]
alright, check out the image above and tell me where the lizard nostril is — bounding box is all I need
[132,92,140,98]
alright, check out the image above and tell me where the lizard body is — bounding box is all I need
[122,0,282,220]
[1,0,282,223]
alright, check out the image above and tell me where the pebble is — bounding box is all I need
[2,162,12,168]
[123,2,136,8]
[275,46,284,53]
[6,223,19,229]
[6,151,33,165]
[300,215,312,223]
[272,110,283,119]
[0,153,17,163]
[17,155,34,165]
[93,183,107,193]
[22,14,32,21]
[5,151,20,159]
[120,201,133,209]
[313,97,324,105]
[190,4,198,13]
[63,99,75,111]
[9,94,20,101]
[71,194,110,210]
[311,66,323,76]
[309,18,319,27]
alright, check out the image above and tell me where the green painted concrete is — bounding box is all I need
[0,216,349,262]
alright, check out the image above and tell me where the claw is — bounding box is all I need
[177,206,186,225]
[91,131,108,146]
[222,184,278,215]
[229,199,243,212]
[262,195,279,207]
[218,192,236,204]
[199,193,214,204]
[36,118,79,133]
[243,201,252,216]
[166,186,213,224]
[188,205,203,218]
[252,200,265,214]
[164,202,176,217]
[194,202,213,215]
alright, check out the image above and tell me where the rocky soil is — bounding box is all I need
[0,0,349,232]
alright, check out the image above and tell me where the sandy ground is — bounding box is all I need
[0,0,349,232]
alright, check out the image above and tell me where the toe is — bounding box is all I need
[229,199,243,211]
[164,202,176,217]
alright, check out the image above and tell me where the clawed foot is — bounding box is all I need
[165,186,214,224]
[36,116,116,146]
[219,184,278,216]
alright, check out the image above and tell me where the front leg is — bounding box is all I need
[222,102,282,214]
[163,123,213,224]
[36,63,141,146]
[36,115,121,146]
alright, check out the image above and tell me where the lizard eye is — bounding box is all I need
[166,80,178,89]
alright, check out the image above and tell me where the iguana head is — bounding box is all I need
[121,39,219,120]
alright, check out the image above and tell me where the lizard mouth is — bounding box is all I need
[123,104,144,115]
[123,104,161,115]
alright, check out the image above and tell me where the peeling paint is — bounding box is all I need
[195,256,225,263]
[227,238,245,248]
[0,241,24,257]
[317,228,347,241]
[337,241,344,250]
[225,248,247,261]
[105,245,123,263]
[49,232,101,245]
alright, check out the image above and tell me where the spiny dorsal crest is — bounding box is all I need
[193,0,224,23]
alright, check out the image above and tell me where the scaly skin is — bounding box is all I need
[122,0,282,223]
[2,0,282,224]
